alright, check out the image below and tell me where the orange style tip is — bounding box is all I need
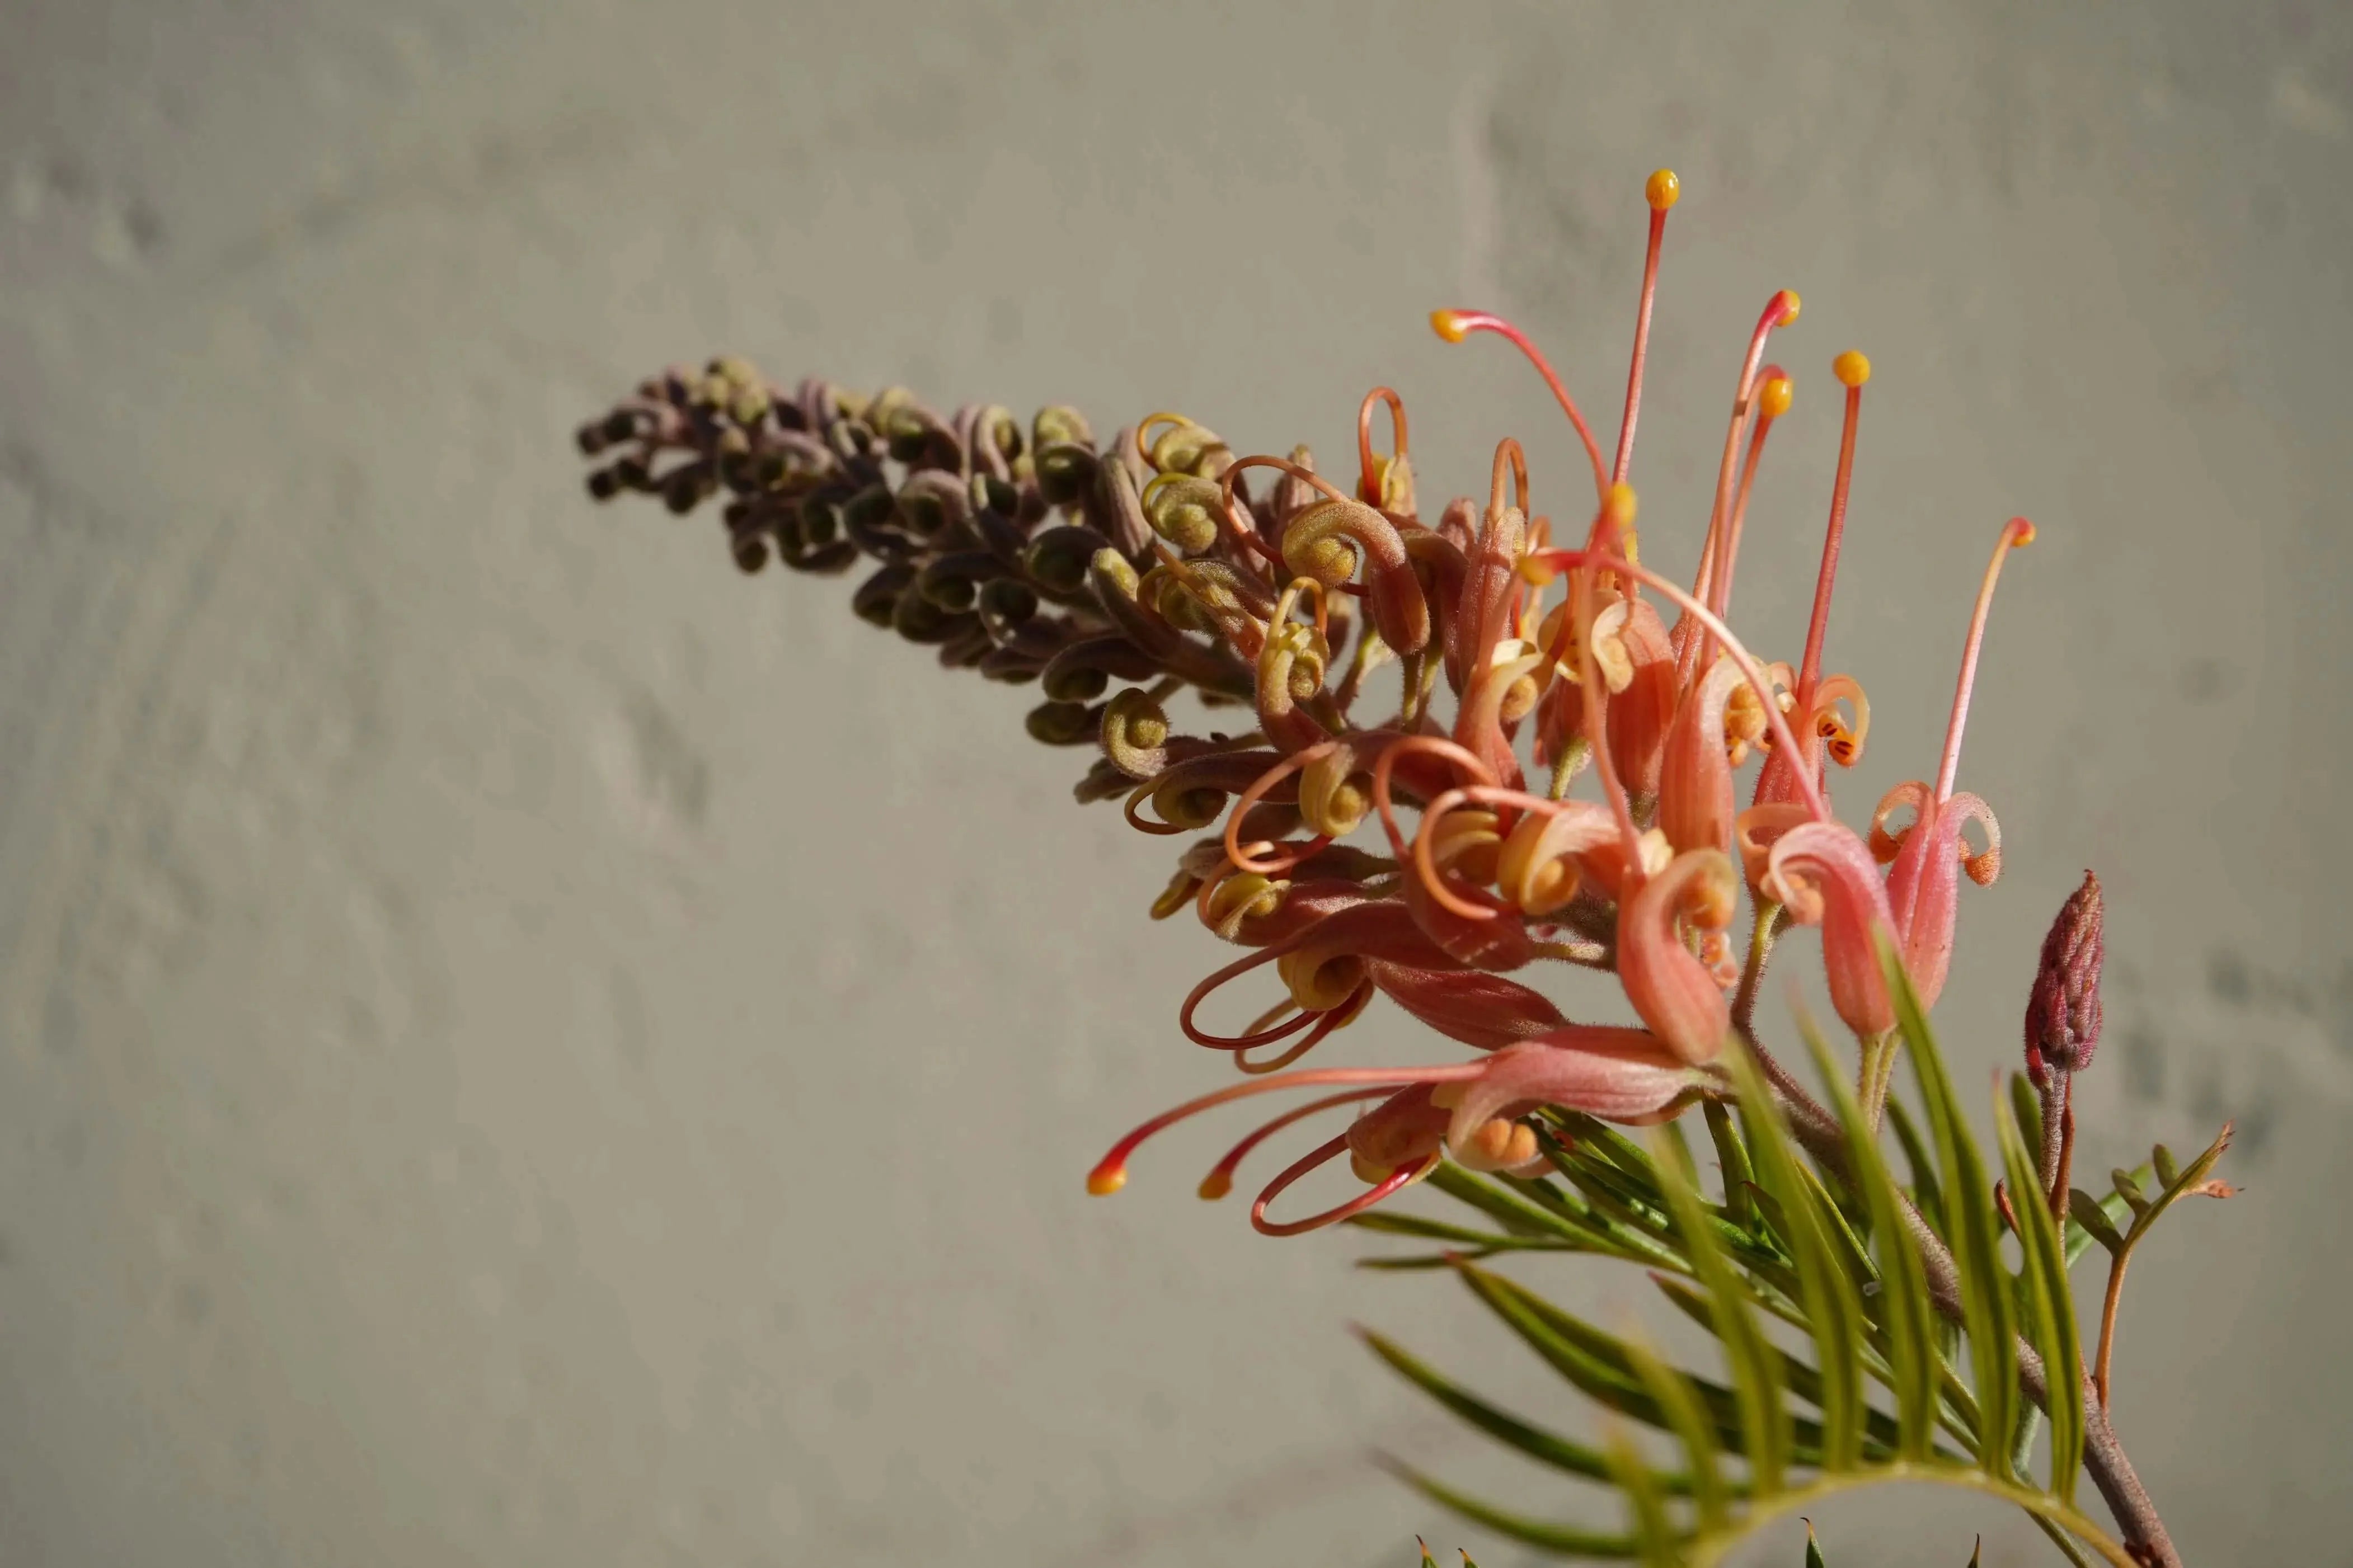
[1086,1166,1128,1197]
[1430,309,1469,344]
[2009,516,2038,547]
[1776,289,1802,323]
[1645,168,1681,211]
[1758,375,1794,420]
[1196,1172,1233,1201]
[1833,349,1872,387]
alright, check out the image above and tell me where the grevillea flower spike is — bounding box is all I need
[570,167,2042,1232]
[572,161,2208,1568]
[1873,516,2035,1009]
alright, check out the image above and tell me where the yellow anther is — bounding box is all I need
[1645,169,1681,211]
[1196,1171,1232,1200]
[1087,1167,1128,1197]
[1429,309,1469,343]
[1834,349,1872,388]
[1778,289,1802,323]
[1758,375,1794,420]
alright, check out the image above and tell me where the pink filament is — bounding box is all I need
[1435,310,1608,503]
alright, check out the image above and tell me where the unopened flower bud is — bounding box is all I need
[2024,870,2103,1082]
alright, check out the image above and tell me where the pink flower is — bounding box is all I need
[1764,820,1900,1039]
[1618,848,1741,1064]
[1870,517,2033,1009]
[1086,1029,1705,1235]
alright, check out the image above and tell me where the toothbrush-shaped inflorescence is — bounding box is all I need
[573,171,2059,1242]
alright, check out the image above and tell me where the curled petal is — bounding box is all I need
[1268,900,1455,1014]
[1356,387,1417,517]
[1138,413,1232,478]
[1441,1031,1701,1152]
[1581,826,1673,905]
[1869,780,1932,864]
[1126,750,1288,837]
[1344,1086,1453,1177]
[1366,961,1568,1050]
[1600,597,1678,798]
[1276,941,1371,1014]
[1100,687,1175,781]
[1946,791,2003,886]
[1882,790,2003,1010]
[1200,868,1288,939]
[1255,617,1335,754]
[1765,821,1899,1038]
[1810,674,1870,768]
[1177,900,1429,1051]
[1617,849,1739,1064]
[1413,785,1600,923]
[1657,655,1744,855]
[1139,472,1225,555]
[1734,802,1810,895]
[1496,799,1618,916]
[1281,497,1431,655]
[1297,744,1374,838]
[1454,648,1542,789]
[1584,600,1642,693]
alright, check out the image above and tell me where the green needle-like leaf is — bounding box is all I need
[1651,1122,1790,1491]
[1798,1012,1939,1461]
[1360,1327,1619,1486]
[1881,936,2016,1476]
[1995,1075,2086,1504]
[1349,1211,1518,1245]
[1726,1047,1868,1472]
[1621,1329,1731,1532]
[1382,1459,1641,1558]
[1704,1099,1757,1232]
[1804,1518,1827,1567]
[1428,1163,1600,1244]
[1648,1274,1915,1458]
[1603,1426,1680,1568]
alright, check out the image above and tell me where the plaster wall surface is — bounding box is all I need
[2,3,2349,1564]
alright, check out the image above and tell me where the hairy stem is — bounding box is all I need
[1729,902,1781,1038]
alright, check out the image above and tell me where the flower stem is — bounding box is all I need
[2038,1071,2076,1222]
[1730,901,1781,1038]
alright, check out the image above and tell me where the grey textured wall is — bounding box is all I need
[3,2,2349,1564]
